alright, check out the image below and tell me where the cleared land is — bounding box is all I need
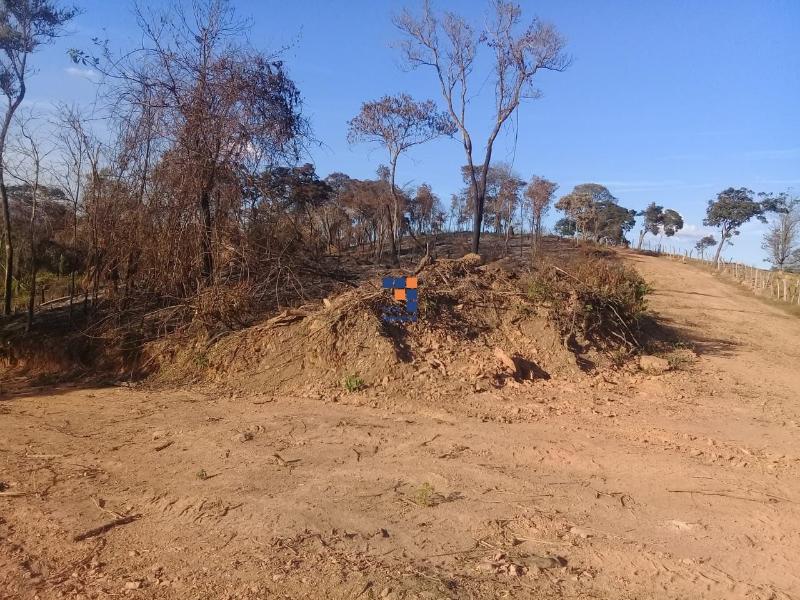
[1,252,799,599]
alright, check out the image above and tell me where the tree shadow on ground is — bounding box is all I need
[638,314,738,358]
[0,380,120,402]
[657,289,724,299]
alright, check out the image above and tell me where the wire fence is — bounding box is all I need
[639,241,800,306]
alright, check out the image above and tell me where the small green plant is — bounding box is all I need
[343,373,365,393]
[193,352,209,368]
[414,482,436,507]
[527,278,554,302]
[196,469,209,481]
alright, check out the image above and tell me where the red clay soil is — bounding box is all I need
[1,251,799,599]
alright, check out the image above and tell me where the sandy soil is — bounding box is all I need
[2,252,800,599]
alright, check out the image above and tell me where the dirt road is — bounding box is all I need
[2,253,800,599]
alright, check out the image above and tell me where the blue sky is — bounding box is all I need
[29,0,800,265]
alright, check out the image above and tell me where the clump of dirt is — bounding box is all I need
[150,254,612,403]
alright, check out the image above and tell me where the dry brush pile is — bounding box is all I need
[147,250,652,401]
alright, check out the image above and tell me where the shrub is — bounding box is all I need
[525,257,651,349]
[342,373,365,392]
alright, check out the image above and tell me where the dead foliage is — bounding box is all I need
[3,236,654,393]
[152,247,651,397]
[524,255,651,351]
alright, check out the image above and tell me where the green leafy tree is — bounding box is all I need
[555,183,609,239]
[661,209,684,237]
[554,217,576,237]
[0,0,76,314]
[637,204,683,249]
[595,199,636,245]
[694,235,717,260]
[555,184,634,244]
[703,187,771,266]
[637,202,663,249]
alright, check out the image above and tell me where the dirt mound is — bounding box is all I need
[150,255,597,406]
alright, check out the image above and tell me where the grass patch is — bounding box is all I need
[665,349,696,371]
[342,373,365,393]
[414,482,436,507]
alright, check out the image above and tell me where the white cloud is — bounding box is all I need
[64,66,99,82]
[672,223,717,242]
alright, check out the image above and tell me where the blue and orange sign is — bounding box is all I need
[381,275,418,323]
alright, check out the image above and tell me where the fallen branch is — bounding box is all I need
[39,294,71,307]
[73,515,139,542]
[510,536,569,546]
[667,489,781,503]
[272,453,300,467]
[420,434,440,447]
[92,496,124,519]
[153,440,174,452]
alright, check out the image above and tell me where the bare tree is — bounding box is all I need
[0,0,75,314]
[51,104,91,314]
[762,197,799,271]
[394,0,569,254]
[485,163,523,255]
[50,104,106,313]
[524,175,557,254]
[94,0,307,287]
[347,93,454,264]
[6,112,52,329]
[80,129,107,311]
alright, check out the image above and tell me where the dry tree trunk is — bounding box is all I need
[26,163,40,332]
[0,103,20,316]
[200,187,214,281]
